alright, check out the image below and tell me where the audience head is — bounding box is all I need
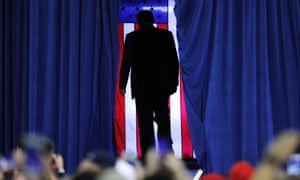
[229,161,255,180]
[97,168,126,180]
[17,133,54,157]
[78,150,116,173]
[143,167,174,180]
[14,133,55,166]
[12,133,57,180]
[72,170,98,180]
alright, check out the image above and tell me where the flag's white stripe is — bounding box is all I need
[153,23,159,152]
[124,23,138,156]
[168,0,182,158]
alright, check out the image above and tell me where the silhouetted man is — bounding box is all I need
[119,10,179,157]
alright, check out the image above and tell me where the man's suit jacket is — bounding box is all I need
[119,25,179,98]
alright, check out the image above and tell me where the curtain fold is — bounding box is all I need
[0,0,119,172]
[175,0,300,174]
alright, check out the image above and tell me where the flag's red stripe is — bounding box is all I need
[157,23,168,30]
[180,69,193,158]
[136,114,142,158]
[114,23,126,155]
[134,23,139,30]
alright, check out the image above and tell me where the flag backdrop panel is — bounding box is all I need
[115,0,194,159]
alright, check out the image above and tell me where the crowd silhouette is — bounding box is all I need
[1,129,300,180]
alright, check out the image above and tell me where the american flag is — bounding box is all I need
[114,0,194,159]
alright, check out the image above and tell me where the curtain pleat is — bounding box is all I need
[175,0,300,174]
[0,0,119,172]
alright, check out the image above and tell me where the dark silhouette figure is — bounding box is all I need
[119,10,179,158]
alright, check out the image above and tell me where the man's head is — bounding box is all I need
[137,10,154,27]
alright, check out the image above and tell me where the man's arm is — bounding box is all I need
[167,31,179,94]
[119,34,133,96]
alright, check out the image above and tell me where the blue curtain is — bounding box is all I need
[2,0,300,175]
[175,0,300,174]
[0,0,119,172]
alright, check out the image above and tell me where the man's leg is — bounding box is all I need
[135,94,155,158]
[154,93,173,153]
